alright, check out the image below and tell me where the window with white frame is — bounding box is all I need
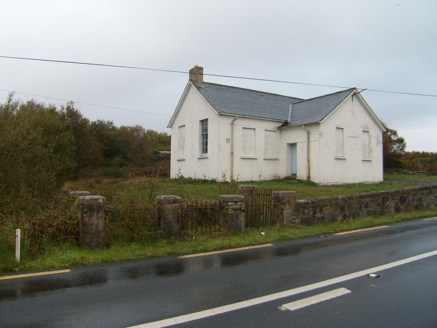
[336,127,344,157]
[178,125,185,159]
[200,119,208,156]
[265,130,277,158]
[362,131,370,159]
[242,128,255,157]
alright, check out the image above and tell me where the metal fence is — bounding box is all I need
[244,188,273,228]
[179,201,221,233]
[178,189,273,233]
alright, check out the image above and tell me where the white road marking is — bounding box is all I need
[334,226,389,235]
[280,288,351,311]
[129,249,437,328]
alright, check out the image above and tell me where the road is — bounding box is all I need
[1,217,436,328]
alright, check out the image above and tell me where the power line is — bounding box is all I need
[1,55,437,98]
[387,124,437,130]
[2,88,436,130]
[0,89,171,117]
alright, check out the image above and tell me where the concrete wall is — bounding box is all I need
[293,185,437,225]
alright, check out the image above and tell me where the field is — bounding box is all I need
[63,173,423,203]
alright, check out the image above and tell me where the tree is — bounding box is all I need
[89,120,130,166]
[0,94,76,212]
[145,129,171,154]
[383,127,407,170]
[119,125,153,166]
[59,102,103,171]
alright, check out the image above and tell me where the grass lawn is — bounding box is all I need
[63,174,423,203]
[384,172,437,181]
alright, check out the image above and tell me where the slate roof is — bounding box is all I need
[284,88,355,127]
[194,82,355,126]
[195,82,303,121]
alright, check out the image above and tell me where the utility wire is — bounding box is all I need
[0,89,171,117]
[2,88,436,130]
[1,55,437,98]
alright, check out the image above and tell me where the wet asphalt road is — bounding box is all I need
[1,217,437,328]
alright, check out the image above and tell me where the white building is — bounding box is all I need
[168,66,386,184]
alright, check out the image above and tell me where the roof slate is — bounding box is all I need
[285,88,355,126]
[195,83,303,121]
[194,82,355,125]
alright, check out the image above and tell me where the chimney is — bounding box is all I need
[189,65,203,85]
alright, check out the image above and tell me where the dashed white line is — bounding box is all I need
[280,288,351,312]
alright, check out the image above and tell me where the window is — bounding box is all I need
[200,119,208,156]
[242,128,255,157]
[265,130,277,158]
[178,125,185,159]
[336,127,344,157]
[362,131,370,159]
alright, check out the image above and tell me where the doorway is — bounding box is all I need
[288,143,297,176]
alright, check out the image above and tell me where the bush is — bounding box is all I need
[0,95,76,214]
[0,192,79,259]
[105,177,162,244]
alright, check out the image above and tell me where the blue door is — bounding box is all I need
[288,143,297,175]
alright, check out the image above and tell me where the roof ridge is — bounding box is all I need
[200,82,305,101]
[300,87,356,103]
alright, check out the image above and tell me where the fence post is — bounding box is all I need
[237,185,259,196]
[69,191,91,198]
[219,195,245,233]
[15,229,20,263]
[272,191,297,225]
[78,196,106,249]
[155,196,182,238]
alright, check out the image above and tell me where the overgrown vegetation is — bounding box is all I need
[0,94,170,269]
[2,206,436,273]
[0,94,76,214]
[64,176,418,203]
[383,124,437,174]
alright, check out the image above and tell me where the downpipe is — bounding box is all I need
[301,125,311,182]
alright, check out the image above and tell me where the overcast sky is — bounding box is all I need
[1,0,436,152]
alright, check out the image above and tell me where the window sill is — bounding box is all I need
[335,156,346,160]
[264,157,279,161]
[362,158,372,162]
[241,156,257,160]
[177,158,185,161]
[198,156,208,159]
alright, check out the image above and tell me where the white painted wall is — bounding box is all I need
[169,84,221,180]
[229,117,283,182]
[170,86,384,184]
[315,95,384,184]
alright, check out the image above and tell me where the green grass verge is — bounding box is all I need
[384,173,437,181]
[1,207,436,274]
